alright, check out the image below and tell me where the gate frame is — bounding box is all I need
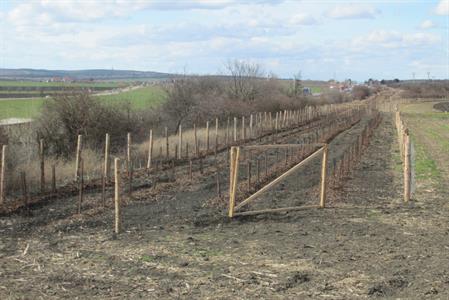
[228,143,328,217]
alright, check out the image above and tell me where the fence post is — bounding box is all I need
[194,124,199,157]
[39,139,45,193]
[165,127,169,159]
[104,133,110,180]
[320,144,328,208]
[75,134,82,180]
[229,147,240,218]
[206,121,210,152]
[114,158,121,234]
[147,129,153,169]
[233,117,237,142]
[250,114,253,138]
[0,145,6,205]
[215,118,219,154]
[178,125,182,159]
[404,129,411,202]
[242,116,246,141]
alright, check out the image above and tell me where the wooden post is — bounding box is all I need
[320,144,328,208]
[233,117,237,142]
[226,117,230,146]
[146,130,153,169]
[178,125,182,159]
[229,147,240,218]
[0,145,6,205]
[114,158,121,234]
[206,121,210,152]
[127,132,132,173]
[229,147,234,198]
[250,114,253,139]
[165,127,169,159]
[75,134,82,180]
[39,139,45,193]
[404,130,411,202]
[247,161,251,191]
[51,164,56,194]
[77,159,84,214]
[215,118,219,154]
[104,133,110,179]
[242,116,246,141]
[194,124,199,157]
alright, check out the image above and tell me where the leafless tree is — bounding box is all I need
[225,59,265,102]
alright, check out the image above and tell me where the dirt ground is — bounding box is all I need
[1,112,448,299]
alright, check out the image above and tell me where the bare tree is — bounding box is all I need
[293,71,303,97]
[225,59,265,102]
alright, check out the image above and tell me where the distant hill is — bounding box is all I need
[0,68,175,80]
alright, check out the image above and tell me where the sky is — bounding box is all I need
[0,0,448,81]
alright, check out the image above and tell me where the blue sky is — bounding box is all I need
[0,0,448,81]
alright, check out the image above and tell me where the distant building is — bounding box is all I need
[303,87,312,95]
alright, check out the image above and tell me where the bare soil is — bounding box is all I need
[1,113,448,299]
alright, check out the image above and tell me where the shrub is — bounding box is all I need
[352,86,371,100]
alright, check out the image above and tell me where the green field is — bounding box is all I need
[98,86,167,109]
[0,86,167,120]
[400,101,449,186]
[0,80,124,88]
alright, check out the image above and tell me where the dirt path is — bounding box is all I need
[1,112,448,299]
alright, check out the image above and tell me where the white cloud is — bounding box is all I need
[351,30,441,49]
[435,0,449,15]
[289,13,319,25]
[326,4,380,19]
[419,20,436,29]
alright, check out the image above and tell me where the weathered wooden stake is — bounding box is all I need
[247,161,251,190]
[114,158,121,234]
[215,118,219,154]
[319,144,328,208]
[206,121,210,152]
[75,134,82,180]
[165,127,169,159]
[104,133,110,179]
[127,132,132,173]
[250,114,253,138]
[194,124,199,157]
[233,117,237,142]
[0,145,5,205]
[146,130,153,169]
[39,139,45,193]
[178,125,182,159]
[404,130,411,202]
[242,116,246,141]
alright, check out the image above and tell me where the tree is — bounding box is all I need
[225,59,265,102]
[293,71,303,97]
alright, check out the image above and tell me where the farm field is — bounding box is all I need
[1,94,448,298]
[0,80,124,88]
[0,86,167,120]
[399,101,449,189]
